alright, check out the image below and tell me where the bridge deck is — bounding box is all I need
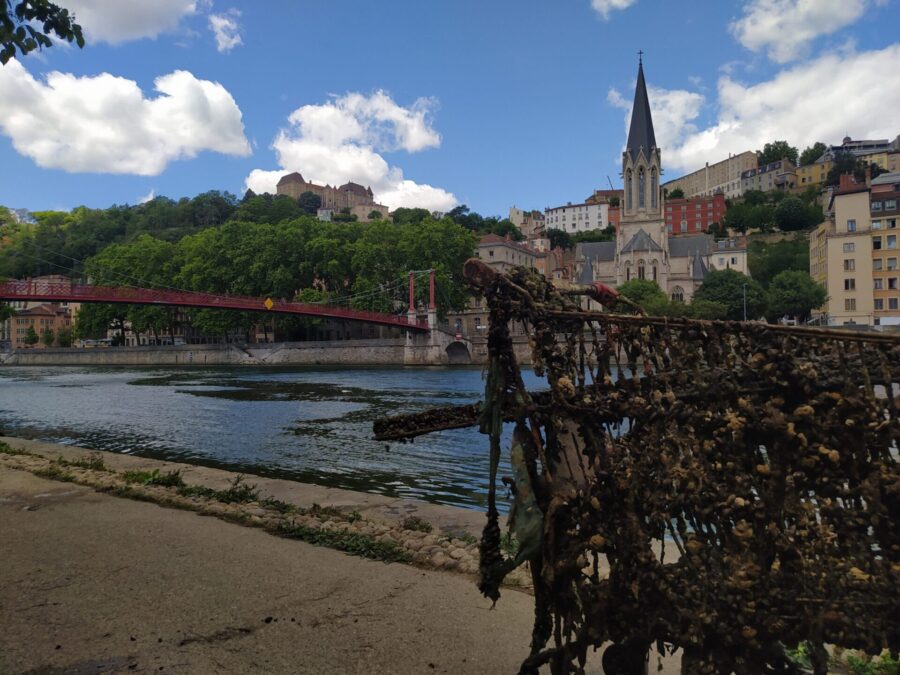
[0,280,429,332]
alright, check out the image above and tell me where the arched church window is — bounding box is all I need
[638,168,646,209]
[626,170,633,211]
[671,286,685,302]
[651,167,658,209]
[652,265,657,281]
[638,259,645,280]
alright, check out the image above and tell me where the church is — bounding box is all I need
[576,59,748,302]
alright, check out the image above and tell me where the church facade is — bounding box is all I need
[577,60,747,302]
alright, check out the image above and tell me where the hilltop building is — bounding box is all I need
[275,172,389,221]
[576,59,748,302]
[662,151,757,200]
[509,207,546,237]
[741,158,797,194]
[664,192,726,235]
[811,172,900,327]
[544,200,609,234]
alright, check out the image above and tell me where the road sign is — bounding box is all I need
[264,297,274,310]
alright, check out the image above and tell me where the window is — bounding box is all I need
[488,250,494,257]
[890,278,899,290]
[874,258,883,270]
[874,278,884,290]
[872,220,882,230]
[889,235,897,249]
[671,286,685,302]
[638,168,646,209]
[847,219,857,231]
[844,259,855,271]
[872,201,882,211]
[891,298,900,311]
[719,257,725,266]
[890,219,898,229]
[731,257,738,265]
[889,258,898,271]
[875,299,884,310]
[874,236,882,250]
[843,242,855,252]
[845,299,856,311]
[886,200,897,210]
[844,278,856,290]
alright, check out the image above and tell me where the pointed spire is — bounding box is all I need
[626,55,656,163]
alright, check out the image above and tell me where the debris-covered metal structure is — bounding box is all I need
[374,260,900,674]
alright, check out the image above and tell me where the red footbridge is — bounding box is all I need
[0,277,431,333]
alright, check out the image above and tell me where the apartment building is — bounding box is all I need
[508,207,546,238]
[810,173,900,327]
[741,159,797,194]
[544,201,608,234]
[794,159,834,193]
[663,193,726,235]
[661,151,757,200]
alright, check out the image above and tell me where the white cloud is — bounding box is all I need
[729,0,869,63]
[245,91,456,211]
[614,45,900,176]
[138,189,156,204]
[209,9,242,53]
[64,0,198,44]
[0,59,251,175]
[591,0,637,19]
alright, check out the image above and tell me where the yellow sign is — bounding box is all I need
[264,297,274,310]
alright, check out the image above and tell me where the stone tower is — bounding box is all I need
[616,56,669,288]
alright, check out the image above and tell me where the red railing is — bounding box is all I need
[0,279,430,332]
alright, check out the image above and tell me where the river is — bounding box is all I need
[0,366,547,511]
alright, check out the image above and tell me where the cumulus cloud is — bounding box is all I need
[608,85,705,161]
[63,0,198,44]
[609,45,900,176]
[0,59,251,175]
[729,0,869,63]
[245,91,456,211]
[209,9,242,52]
[590,0,637,19]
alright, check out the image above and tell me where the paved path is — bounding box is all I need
[0,441,682,674]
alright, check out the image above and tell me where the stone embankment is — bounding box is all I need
[0,437,529,585]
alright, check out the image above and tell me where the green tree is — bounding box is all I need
[23,325,38,346]
[56,326,73,347]
[799,142,826,166]
[693,269,766,320]
[748,237,810,287]
[608,196,620,207]
[40,326,54,346]
[545,228,573,250]
[774,196,815,231]
[766,270,827,322]
[742,190,769,206]
[392,207,431,225]
[686,299,727,320]
[757,140,798,167]
[368,210,384,221]
[0,0,84,64]
[617,279,666,307]
[667,188,685,199]
[297,191,322,214]
[572,226,615,244]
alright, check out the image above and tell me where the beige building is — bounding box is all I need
[794,159,834,193]
[810,173,900,327]
[508,207,546,238]
[275,172,388,220]
[543,201,608,234]
[662,151,757,200]
[576,60,749,303]
[741,159,797,194]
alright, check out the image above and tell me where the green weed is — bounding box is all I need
[0,442,31,456]
[399,515,433,533]
[34,464,75,482]
[217,475,259,503]
[122,469,185,488]
[845,651,899,675]
[276,521,411,563]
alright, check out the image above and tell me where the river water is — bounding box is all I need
[0,366,546,511]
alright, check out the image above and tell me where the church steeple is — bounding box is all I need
[626,56,657,163]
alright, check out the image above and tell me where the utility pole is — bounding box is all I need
[743,283,747,321]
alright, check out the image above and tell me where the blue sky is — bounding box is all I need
[0,0,898,216]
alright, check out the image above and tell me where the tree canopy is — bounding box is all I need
[748,237,810,288]
[693,269,767,320]
[757,141,798,167]
[766,270,827,322]
[774,196,820,231]
[0,0,84,64]
[799,142,826,166]
[667,188,685,199]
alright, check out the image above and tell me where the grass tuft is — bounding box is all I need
[34,464,75,482]
[0,442,32,456]
[276,520,411,563]
[122,468,185,488]
[399,515,433,533]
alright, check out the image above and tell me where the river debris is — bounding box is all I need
[374,259,900,674]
